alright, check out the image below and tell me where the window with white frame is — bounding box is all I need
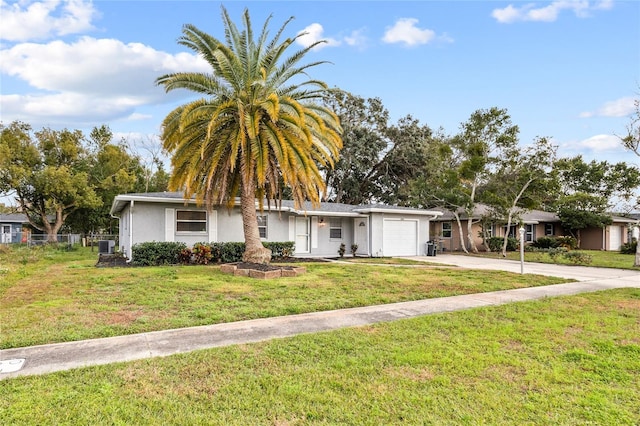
[544,223,554,236]
[442,222,452,238]
[329,218,342,239]
[525,224,534,242]
[176,210,207,232]
[257,215,268,239]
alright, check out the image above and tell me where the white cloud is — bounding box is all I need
[0,0,98,42]
[296,23,341,50]
[580,97,637,118]
[382,18,435,47]
[492,1,612,24]
[577,134,622,151]
[0,36,209,125]
[344,29,368,49]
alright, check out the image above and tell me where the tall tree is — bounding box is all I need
[454,107,519,252]
[550,156,640,246]
[0,121,101,242]
[64,125,165,234]
[406,136,474,253]
[482,137,557,256]
[156,7,342,264]
[620,97,640,266]
[322,91,388,204]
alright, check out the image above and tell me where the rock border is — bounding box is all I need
[220,263,306,279]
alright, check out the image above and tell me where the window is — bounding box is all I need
[544,223,554,236]
[507,224,534,242]
[329,218,342,239]
[482,223,494,238]
[176,210,207,232]
[257,215,268,239]
[525,224,534,242]
[442,222,452,238]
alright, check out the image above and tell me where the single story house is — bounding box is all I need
[430,204,636,252]
[580,215,637,251]
[109,192,443,260]
[0,213,30,244]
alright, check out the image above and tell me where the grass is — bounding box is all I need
[465,249,639,270]
[1,288,638,424]
[0,245,569,349]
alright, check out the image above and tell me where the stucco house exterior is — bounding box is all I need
[109,192,442,260]
[430,204,636,252]
[0,213,29,244]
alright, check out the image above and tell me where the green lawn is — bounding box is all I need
[0,245,568,349]
[2,289,638,425]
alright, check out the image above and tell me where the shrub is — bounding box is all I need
[532,236,558,249]
[338,243,346,257]
[555,236,578,250]
[620,240,637,255]
[132,242,187,266]
[178,247,192,265]
[263,241,295,260]
[226,242,247,263]
[192,243,213,265]
[561,251,592,265]
[351,244,359,257]
[547,246,569,259]
[487,237,519,252]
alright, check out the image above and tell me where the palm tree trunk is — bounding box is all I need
[239,184,272,264]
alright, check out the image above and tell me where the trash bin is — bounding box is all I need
[426,241,437,256]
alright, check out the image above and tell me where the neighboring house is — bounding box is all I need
[580,215,637,252]
[430,205,564,252]
[430,205,633,252]
[0,213,29,244]
[109,192,443,260]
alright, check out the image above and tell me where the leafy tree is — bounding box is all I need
[406,136,475,253]
[482,137,557,256]
[620,96,640,266]
[621,98,640,156]
[322,91,388,204]
[65,125,165,234]
[322,91,435,205]
[377,116,435,205]
[454,107,520,252]
[156,7,342,264]
[550,156,640,246]
[0,121,101,242]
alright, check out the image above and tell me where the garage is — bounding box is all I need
[383,219,418,256]
[609,225,622,251]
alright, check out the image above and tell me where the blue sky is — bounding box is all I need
[1,0,639,168]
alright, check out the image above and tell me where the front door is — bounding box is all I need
[295,217,310,254]
[1,225,11,243]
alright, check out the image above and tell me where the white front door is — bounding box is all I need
[354,218,368,255]
[1,225,10,243]
[295,217,310,254]
[609,225,622,251]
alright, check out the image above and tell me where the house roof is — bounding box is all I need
[110,192,442,218]
[432,204,561,224]
[0,213,29,224]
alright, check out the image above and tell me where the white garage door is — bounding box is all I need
[383,219,418,256]
[609,225,622,251]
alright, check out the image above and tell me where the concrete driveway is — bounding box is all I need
[412,253,640,282]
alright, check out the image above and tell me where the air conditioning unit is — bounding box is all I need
[98,240,115,254]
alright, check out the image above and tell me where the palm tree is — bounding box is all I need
[156,7,342,264]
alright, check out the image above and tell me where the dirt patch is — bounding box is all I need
[95,253,130,268]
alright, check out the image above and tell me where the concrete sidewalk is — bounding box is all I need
[2,258,638,380]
